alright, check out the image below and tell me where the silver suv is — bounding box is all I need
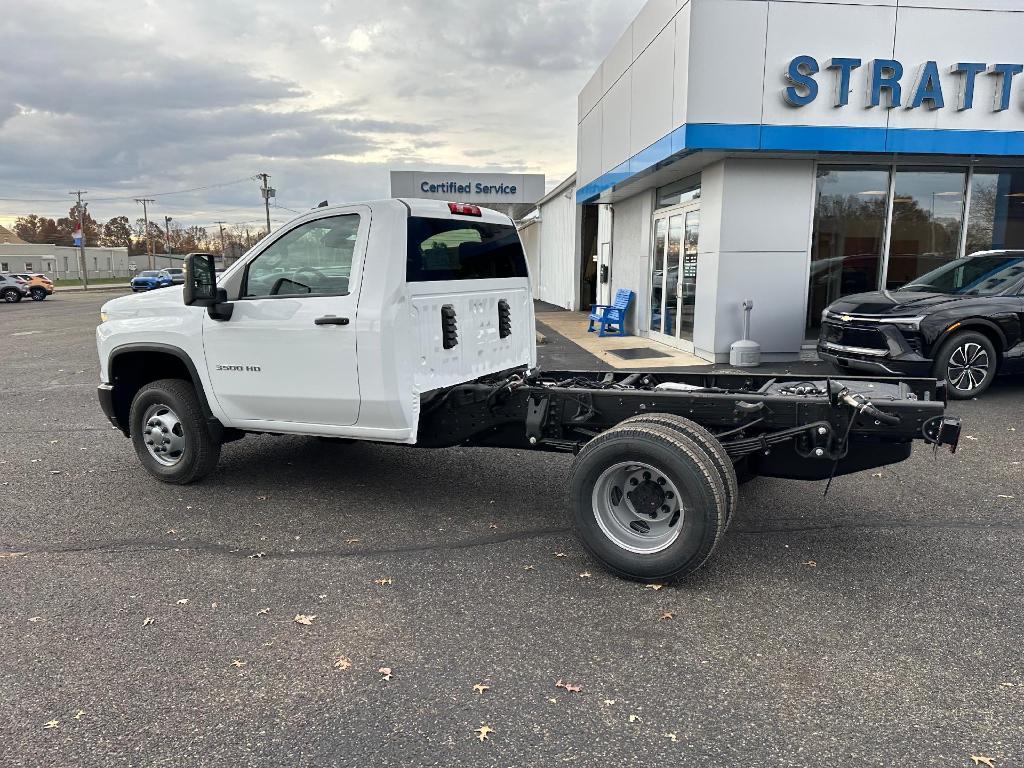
[0,274,29,303]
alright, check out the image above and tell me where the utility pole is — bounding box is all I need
[164,215,173,255]
[135,199,155,270]
[257,172,274,237]
[68,190,89,290]
[214,220,228,264]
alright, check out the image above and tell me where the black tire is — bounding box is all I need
[933,330,998,400]
[569,422,728,582]
[620,413,739,528]
[2,288,21,303]
[129,378,221,484]
[29,287,47,301]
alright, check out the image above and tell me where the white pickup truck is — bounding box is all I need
[97,198,960,581]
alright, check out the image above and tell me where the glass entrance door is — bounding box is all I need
[649,203,700,349]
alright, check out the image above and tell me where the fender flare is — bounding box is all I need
[108,342,217,421]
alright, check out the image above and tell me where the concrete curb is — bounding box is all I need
[55,286,132,294]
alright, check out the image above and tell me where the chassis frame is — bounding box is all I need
[415,368,961,480]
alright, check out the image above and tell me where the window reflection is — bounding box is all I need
[807,167,889,335]
[886,168,967,290]
[966,168,1024,254]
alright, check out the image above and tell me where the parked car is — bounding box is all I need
[819,250,1024,398]
[11,273,53,301]
[130,270,174,292]
[0,274,30,303]
[163,267,186,285]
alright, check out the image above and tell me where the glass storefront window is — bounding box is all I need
[807,166,890,334]
[656,174,700,209]
[886,168,967,290]
[965,168,1024,254]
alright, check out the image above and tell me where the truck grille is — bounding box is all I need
[821,321,888,352]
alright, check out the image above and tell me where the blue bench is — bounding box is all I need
[588,289,634,337]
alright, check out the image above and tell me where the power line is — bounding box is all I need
[0,176,255,204]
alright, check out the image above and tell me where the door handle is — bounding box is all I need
[314,315,350,326]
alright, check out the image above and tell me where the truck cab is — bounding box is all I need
[97,199,536,458]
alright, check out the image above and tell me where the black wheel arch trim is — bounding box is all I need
[937,318,1007,353]
[106,342,222,436]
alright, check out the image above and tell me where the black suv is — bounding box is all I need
[818,251,1024,399]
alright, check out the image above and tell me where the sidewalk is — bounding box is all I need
[534,301,834,376]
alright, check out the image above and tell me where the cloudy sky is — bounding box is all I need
[0,0,646,233]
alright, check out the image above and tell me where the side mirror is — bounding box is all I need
[184,253,218,306]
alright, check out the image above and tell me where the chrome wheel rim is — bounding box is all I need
[947,342,989,392]
[142,403,185,466]
[592,461,684,554]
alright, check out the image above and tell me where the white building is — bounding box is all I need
[0,242,131,280]
[519,174,582,309]
[568,0,1024,362]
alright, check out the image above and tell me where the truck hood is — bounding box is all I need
[103,285,185,317]
[828,290,963,316]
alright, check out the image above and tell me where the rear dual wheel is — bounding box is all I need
[569,418,732,583]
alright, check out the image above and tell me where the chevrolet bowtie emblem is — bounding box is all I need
[840,315,853,322]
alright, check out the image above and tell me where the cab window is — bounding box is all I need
[244,215,359,298]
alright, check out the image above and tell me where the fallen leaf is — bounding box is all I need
[249,552,266,559]
[965,435,979,441]
[43,719,59,729]
[475,725,494,742]
[552,552,567,558]
[176,599,189,605]
[231,659,246,668]
[660,611,674,621]
[49,440,59,444]
[999,682,1013,688]
[142,616,154,626]
[293,614,316,626]
[0,552,27,559]
[802,560,818,568]
[646,584,665,591]
[871,472,883,477]
[375,578,393,586]
[166,529,177,535]
[971,757,996,768]
[27,616,43,623]
[49,470,61,475]
[663,732,678,743]
[547,697,557,704]
[997,495,1015,499]
[524,565,536,571]
[579,571,592,579]
[378,666,393,681]
[488,523,498,530]
[603,699,615,706]
[629,714,643,724]
[257,608,270,616]
[565,683,583,693]
[73,710,85,720]
[211,603,218,610]
[256,496,269,501]
[334,656,352,671]
[344,538,360,544]
[473,683,490,695]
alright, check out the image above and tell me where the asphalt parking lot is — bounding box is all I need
[1,291,1022,767]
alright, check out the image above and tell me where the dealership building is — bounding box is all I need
[552,0,1024,362]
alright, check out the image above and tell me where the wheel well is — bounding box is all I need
[108,350,206,435]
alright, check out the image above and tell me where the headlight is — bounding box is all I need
[100,310,109,323]
[880,316,924,331]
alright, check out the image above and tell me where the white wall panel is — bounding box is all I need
[718,159,814,253]
[890,6,1024,133]
[761,1,896,128]
[630,27,676,156]
[577,109,603,187]
[671,4,692,129]
[632,0,678,54]
[601,73,633,175]
[579,68,603,122]
[602,26,635,93]
[686,0,767,126]
[609,192,653,333]
[537,187,580,309]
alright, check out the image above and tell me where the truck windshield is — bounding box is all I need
[407,217,528,282]
[900,254,1024,296]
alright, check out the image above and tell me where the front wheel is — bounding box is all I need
[2,288,21,303]
[569,422,728,582]
[129,378,221,484]
[30,287,47,301]
[934,331,997,399]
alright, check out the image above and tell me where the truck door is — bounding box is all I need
[201,209,368,427]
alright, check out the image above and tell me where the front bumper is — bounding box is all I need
[818,322,933,377]
[97,383,122,432]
